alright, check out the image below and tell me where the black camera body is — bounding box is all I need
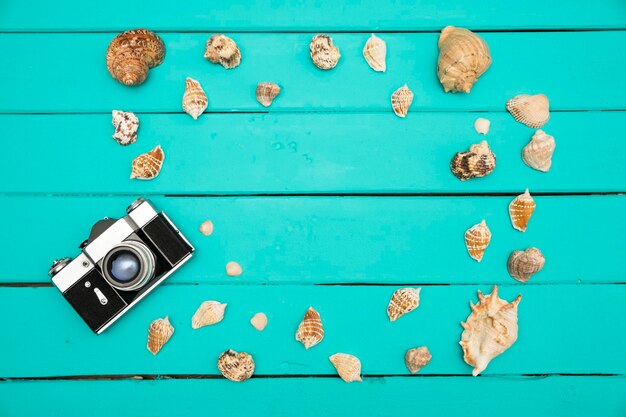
[49,198,194,334]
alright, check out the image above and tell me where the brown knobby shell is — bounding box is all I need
[106,29,165,86]
[182,77,208,120]
[509,189,536,232]
[147,316,174,355]
[199,220,214,236]
[391,84,414,118]
[329,353,362,383]
[506,94,550,128]
[387,287,421,321]
[256,82,281,107]
[191,301,227,329]
[112,110,139,145]
[405,346,432,374]
[363,34,386,72]
[310,34,341,70]
[130,145,164,180]
[250,312,268,331]
[226,261,242,277]
[464,220,491,262]
[450,140,496,181]
[522,130,555,172]
[217,349,255,382]
[204,34,241,69]
[295,306,324,349]
[507,248,545,282]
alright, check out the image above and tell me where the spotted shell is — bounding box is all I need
[465,220,491,262]
[130,145,164,180]
[450,140,496,181]
[329,353,362,383]
[391,84,414,118]
[506,94,550,128]
[204,34,241,69]
[191,301,227,329]
[217,349,255,382]
[363,34,386,72]
[256,82,281,107]
[112,110,138,145]
[387,287,421,321]
[507,248,545,283]
[522,130,555,172]
[474,117,490,135]
[182,77,208,120]
[147,316,174,355]
[250,312,268,331]
[106,29,165,86]
[405,346,432,374]
[310,34,341,70]
[509,189,536,232]
[295,307,324,349]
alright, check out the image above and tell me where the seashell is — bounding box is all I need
[199,220,214,236]
[182,77,208,120]
[226,261,242,277]
[217,349,255,382]
[256,82,281,107]
[250,312,268,331]
[106,29,165,86]
[204,34,241,69]
[405,346,432,374]
[310,34,341,70]
[362,34,386,72]
[437,26,491,93]
[474,117,490,135]
[507,247,545,283]
[460,285,521,376]
[112,110,139,145]
[391,84,414,118]
[450,140,496,181]
[295,306,324,349]
[147,316,174,355]
[191,301,227,329]
[465,220,491,262]
[329,353,362,383]
[522,130,555,172]
[387,287,421,321]
[506,94,550,128]
[130,145,164,180]
[509,189,536,232]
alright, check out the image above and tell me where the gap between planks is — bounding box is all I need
[3,282,625,287]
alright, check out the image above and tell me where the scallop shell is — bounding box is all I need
[112,110,139,145]
[106,29,165,86]
[387,287,421,322]
[329,353,362,383]
[217,349,255,382]
[256,82,281,107]
[250,312,268,331]
[130,145,164,180]
[147,316,174,355]
[295,307,324,349]
[506,94,550,128]
[522,130,555,172]
[460,285,521,376]
[363,34,386,72]
[405,346,432,374]
[450,140,496,181]
[191,301,227,329]
[437,26,491,93]
[226,261,242,277]
[182,77,208,120]
[474,117,490,135]
[464,220,491,262]
[310,34,341,70]
[509,189,536,232]
[199,220,214,236]
[391,84,414,118]
[508,247,545,283]
[204,34,241,69]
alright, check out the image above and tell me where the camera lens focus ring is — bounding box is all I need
[102,241,156,291]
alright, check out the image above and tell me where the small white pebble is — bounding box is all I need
[474,117,490,135]
[226,261,242,277]
[199,220,214,236]
[250,312,268,331]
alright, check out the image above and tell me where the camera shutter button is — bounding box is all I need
[94,288,108,305]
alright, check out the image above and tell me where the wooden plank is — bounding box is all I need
[1,377,625,417]
[1,32,625,112]
[1,285,624,377]
[1,195,624,284]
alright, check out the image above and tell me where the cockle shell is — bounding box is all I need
[130,145,164,180]
[387,287,421,321]
[256,82,281,107]
[217,349,255,382]
[106,29,165,86]
[474,117,490,135]
[182,77,208,120]
[204,34,241,69]
[405,346,432,374]
[250,312,268,331]
[465,220,491,262]
[522,130,555,172]
[310,34,341,70]
[147,316,174,355]
[508,247,545,282]
[199,220,214,236]
[509,189,535,232]
[191,301,227,329]
[226,261,242,277]
[112,110,139,145]
[460,286,521,376]
[506,94,550,128]
[295,307,324,349]
[450,140,496,181]
[329,353,362,383]
[437,26,491,93]
[391,84,414,118]
[363,34,386,72]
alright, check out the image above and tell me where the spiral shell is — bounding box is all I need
[437,26,491,93]
[217,349,255,382]
[509,189,536,232]
[295,307,324,349]
[191,301,227,329]
[250,312,268,331]
[474,117,490,135]
[506,94,550,128]
[391,84,414,118]
[256,82,281,107]
[405,346,432,374]
[363,34,386,72]
[507,248,545,283]
[465,220,491,262]
[310,34,341,70]
[450,141,496,181]
[106,29,165,86]
[204,34,241,69]
[147,316,174,355]
[112,110,138,145]
[182,77,208,120]
[387,287,421,322]
[522,130,555,172]
[329,353,362,383]
[130,145,164,180]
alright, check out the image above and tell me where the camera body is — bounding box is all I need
[49,198,194,334]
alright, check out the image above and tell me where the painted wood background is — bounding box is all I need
[0,1,625,416]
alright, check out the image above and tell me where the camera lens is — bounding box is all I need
[110,252,140,282]
[102,241,156,291]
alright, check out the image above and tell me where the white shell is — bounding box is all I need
[362,34,386,72]
[226,261,242,277]
[474,117,490,135]
[522,130,555,172]
[329,353,362,383]
[250,312,268,331]
[199,220,214,236]
[191,301,227,329]
[112,110,139,145]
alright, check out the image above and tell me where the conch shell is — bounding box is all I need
[329,353,362,383]
[106,29,165,86]
[509,189,535,232]
[474,117,490,135]
[363,34,386,72]
[217,349,255,382]
[522,130,555,172]
[450,140,496,181]
[112,110,138,145]
[310,34,341,70]
[256,82,281,107]
[295,307,324,349]
[387,287,420,321]
[250,312,268,331]
[437,26,491,93]
[147,316,174,355]
[391,84,414,118]
[460,286,521,376]
[204,34,241,69]
[191,301,227,329]
[464,220,491,262]
[182,77,208,120]
[508,247,545,282]
[506,94,550,128]
[405,346,432,374]
[130,145,164,180]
